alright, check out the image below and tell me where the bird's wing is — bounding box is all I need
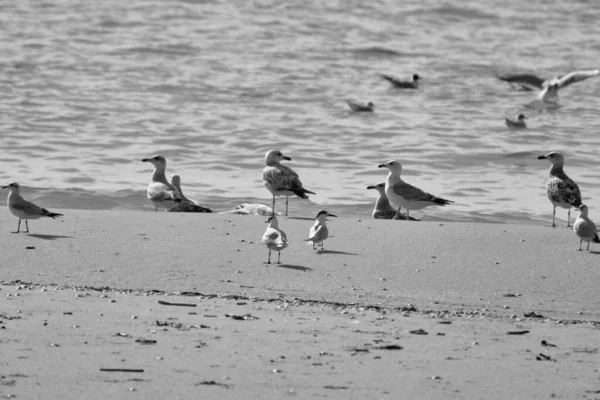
[577,220,598,238]
[548,178,581,206]
[306,225,326,242]
[11,198,46,216]
[263,165,302,191]
[148,182,181,202]
[554,69,600,89]
[279,230,288,244]
[391,180,438,202]
[497,73,545,89]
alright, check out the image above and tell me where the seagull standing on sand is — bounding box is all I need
[381,73,420,89]
[505,114,527,129]
[366,183,417,220]
[263,150,315,216]
[304,210,336,250]
[573,205,600,251]
[1,182,63,233]
[347,100,374,112]
[537,152,582,227]
[378,160,453,220]
[168,174,212,213]
[142,155,183,211]
[261,215,288,264]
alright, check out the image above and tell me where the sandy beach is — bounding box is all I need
[2,210,600,399]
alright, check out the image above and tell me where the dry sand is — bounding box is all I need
[1,210,600,399]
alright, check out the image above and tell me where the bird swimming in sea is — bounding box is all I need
[1,182,63,233]
[537,152,582,227]
[263,149,315,216]
[261,215,288,264]
[505,114,527,129]
[347,100,374,112]
[573,205,600,251]
[168,174,212,213]
[304,210,336,250]
[381,73,420,89]
[378,160,453,220]
[366,183,418,220]
[497,69,600,92]
[142,155,183,211]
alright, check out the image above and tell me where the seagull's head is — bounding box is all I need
[367,183,386,193]
[142,155,167,169]
[413,74,420,81]
[170,174,181,186]
[537,152,564,166]
[367,102,374,108]
[517,114,526,121]
[315,210,336,221]
[265,150,291,165]
[1,182,20,192]
[378,160,402,174]
[577,204,589,217]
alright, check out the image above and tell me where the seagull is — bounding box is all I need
[263,149,315,216]
[220,203,280,216]
[1,182,63,233]
[378,160,453,220]
[168,174,212,213]
[381,73,420,89]
[141,155,183,211]
[505,114,527,129]
[498,69,600,92]
[304,210,336,250]
[537,152,582,227]
[261,215,288,264]
[366,183,418,220]
[573,205,600,251]
[347,100,374,112]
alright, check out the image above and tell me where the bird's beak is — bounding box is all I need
[537,155,546,160]
[1,185,8,189]
[283,156,292,161]
[328,213,337,218]
[142,158,149,162]
[377,164,386,168]
[366,185,375,189]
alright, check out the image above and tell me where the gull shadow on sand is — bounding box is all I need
[587,251,600,255]
[277,264,313,272]
[316,249,359,256]
[27,234,73,240]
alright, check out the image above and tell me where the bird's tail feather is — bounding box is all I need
[42,209,63,219]
[433,197,453,206]
[292,188,315,199]
[594,233,600,244]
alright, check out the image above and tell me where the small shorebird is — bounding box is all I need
[537,152,582,227]
[304,210,336,250]
[262,149,315,216]
[347,100,374,112]
[366,183,418,220]
[573,205,600,251]
[381,73,420,89]
[505,114,527,129]
[2,182,63,233]
[261,215,288,264]
[168,174,212,213]
[378,160,453,220]
[142,155,183,211]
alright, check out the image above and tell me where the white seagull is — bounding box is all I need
[498,69,600,92]
[168,174,212,213]
[2,182,63,233]
[347,100,374,112]
[537,152,582,227]
[263,149,315,216]
[505,114,527,129]
[573,205,600,251]
[378,160,453,220]
[304,210,336,250]
[261,215,288,264]
[366,183,417,220]
[381,73,420,89]
[142,155,183,211]
[535,69,600,103]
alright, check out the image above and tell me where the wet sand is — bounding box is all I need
[1,210,600,399]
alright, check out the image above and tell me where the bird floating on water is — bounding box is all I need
[347,100,374,112]
[2,182,63,233]
[168,174,212,213]
[378,160,453,220]
[573,205,600,251]
[304,210,336,250]
[366,183,418,220]
[537,152,582,227]
[142,155,183,211]
[261,215,288,264]
[263,149,315,216]
[505,114,527,129]
[381,73,420,89]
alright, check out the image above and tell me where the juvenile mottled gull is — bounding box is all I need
[573,205,600,251]
[505,114,527,129]
[1,182,63,233]
[366,183,418,220]
[381,73,420,89]
[537,152,582,227]
[261,215,288,264]
[378,160,453,220]
[347,100,374,112]
[304,210,336,250]
[142,155,182,211]
[168,174,212,213]
[263,149,315,216]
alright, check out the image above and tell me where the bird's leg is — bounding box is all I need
[406,209,410,220]
[552,206,556,227]
[393,206,402,220]
[277,251,281,264]
[312,242,316,250]
[155,206,158,212]
[578,239,583,251]
[25,220,29,233]
[587,241,590,251]
[321,242,324,251]
[266,249,272,264]
[285,196,289,217]
[566,208,571,227]
[13,219,21,234]
[271,196,276,217]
